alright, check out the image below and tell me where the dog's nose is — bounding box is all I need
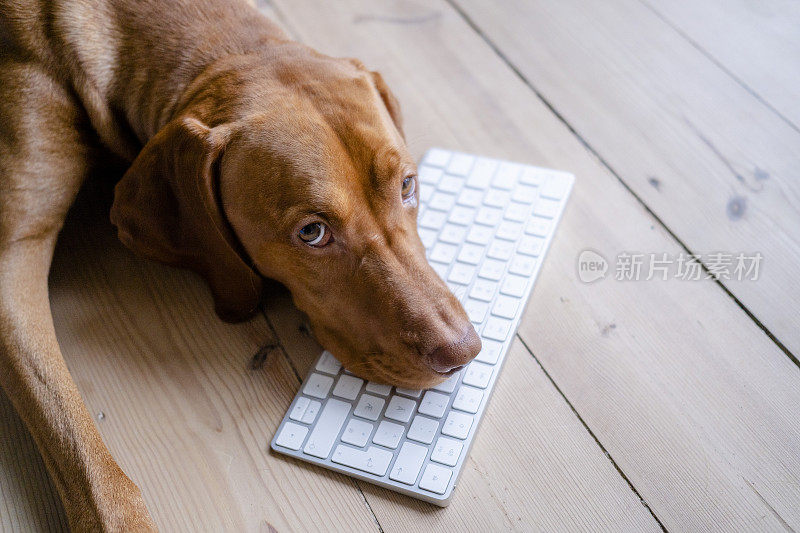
[425,325,482,373]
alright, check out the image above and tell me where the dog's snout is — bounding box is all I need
[425,325,482,374]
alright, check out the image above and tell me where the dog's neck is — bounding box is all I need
[44,0,291,158]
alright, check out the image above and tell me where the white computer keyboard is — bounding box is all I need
[271,148,574,505]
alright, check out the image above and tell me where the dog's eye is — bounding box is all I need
[401,175,416,200]
[298,222,331,247]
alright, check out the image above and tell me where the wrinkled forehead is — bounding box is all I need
[222,108,412,226]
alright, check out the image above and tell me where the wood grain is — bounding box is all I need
[0,390,68,532]
[269,0,800,530]
[453,0,800,357]
[642,0,800,129]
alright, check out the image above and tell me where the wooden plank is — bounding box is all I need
[642,0,800,129]
[268,0,800,530]
[454,0,800,357]
[0,391,68,532]
[264,294,661,532]
[0,181,380,531]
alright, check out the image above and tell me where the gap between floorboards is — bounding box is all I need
[445,0,800,373]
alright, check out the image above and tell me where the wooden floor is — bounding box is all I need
[3,0,800,531]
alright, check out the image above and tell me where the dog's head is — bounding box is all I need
[111,51,480,388]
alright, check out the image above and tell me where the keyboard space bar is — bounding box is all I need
[303,398,350,459]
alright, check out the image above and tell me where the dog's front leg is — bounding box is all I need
[0,238,155,532]
[0,62,156,531]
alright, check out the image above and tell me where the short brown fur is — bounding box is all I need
[0,0,479,528]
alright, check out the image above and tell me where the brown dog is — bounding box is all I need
[0,0,481,529]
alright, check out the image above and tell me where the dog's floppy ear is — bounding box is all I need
[110,116,263,322]
[370,70,404,139]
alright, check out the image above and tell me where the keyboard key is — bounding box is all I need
[396,388,423,398]
[332,445,393,476]
[525,216,551,236]
[439,224,467,244]
[430,242,458,264]
[469,279,497,302]
[495,221,523,241]
[492,295,520,319]
[301,400,322,424]
[487,239,515,261]
[408,415,440,444]
[431,262,449,280]
[464,299,489,324]
[500,274,528,297]
[540,174,570,199]
[448,283,468,302]
[365,381,392,396]
[466,225,493,245]
[341,419,374,447]
[457,187,484,207]
[457,244,484,265]
[482,316,513,342]
[493,162,521,189]
[466,158,496,188]
[448,205,474,226]
[512,184,538,204]
[275,422,308,450]
[462,362,494,389]
[520,167,546,186]
[533,198,560,219]
[448,263,476,285]
[418,228,438,249]
[483,189,510,208]
[419,165,443,184]
[304,399,350,458]
[479,258,506,281]
[453,386,483,414]
[316,351,342,375]
[431,437,464,467]
[423,149,451,168]
[438,175,462,194]
[509,255,537,276]
[447,153,474,175]
[420,185,434,203]
[418,391,449,418]
[385,395,416,423]
[432,372,461,393]
[373,420,404,449]
[475,340,503,364]
[354,394,385,421]
[289,397,310,421]
[517,235,544,256]
[303,373,334,399]
[419,463,452,494]
[475,206,503,226]
[420,210,447,230]
[390,442,428,485]
[333,374,363,401]
[429,191,456,212]
[503,202,531,222]
[442,412,474,440]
